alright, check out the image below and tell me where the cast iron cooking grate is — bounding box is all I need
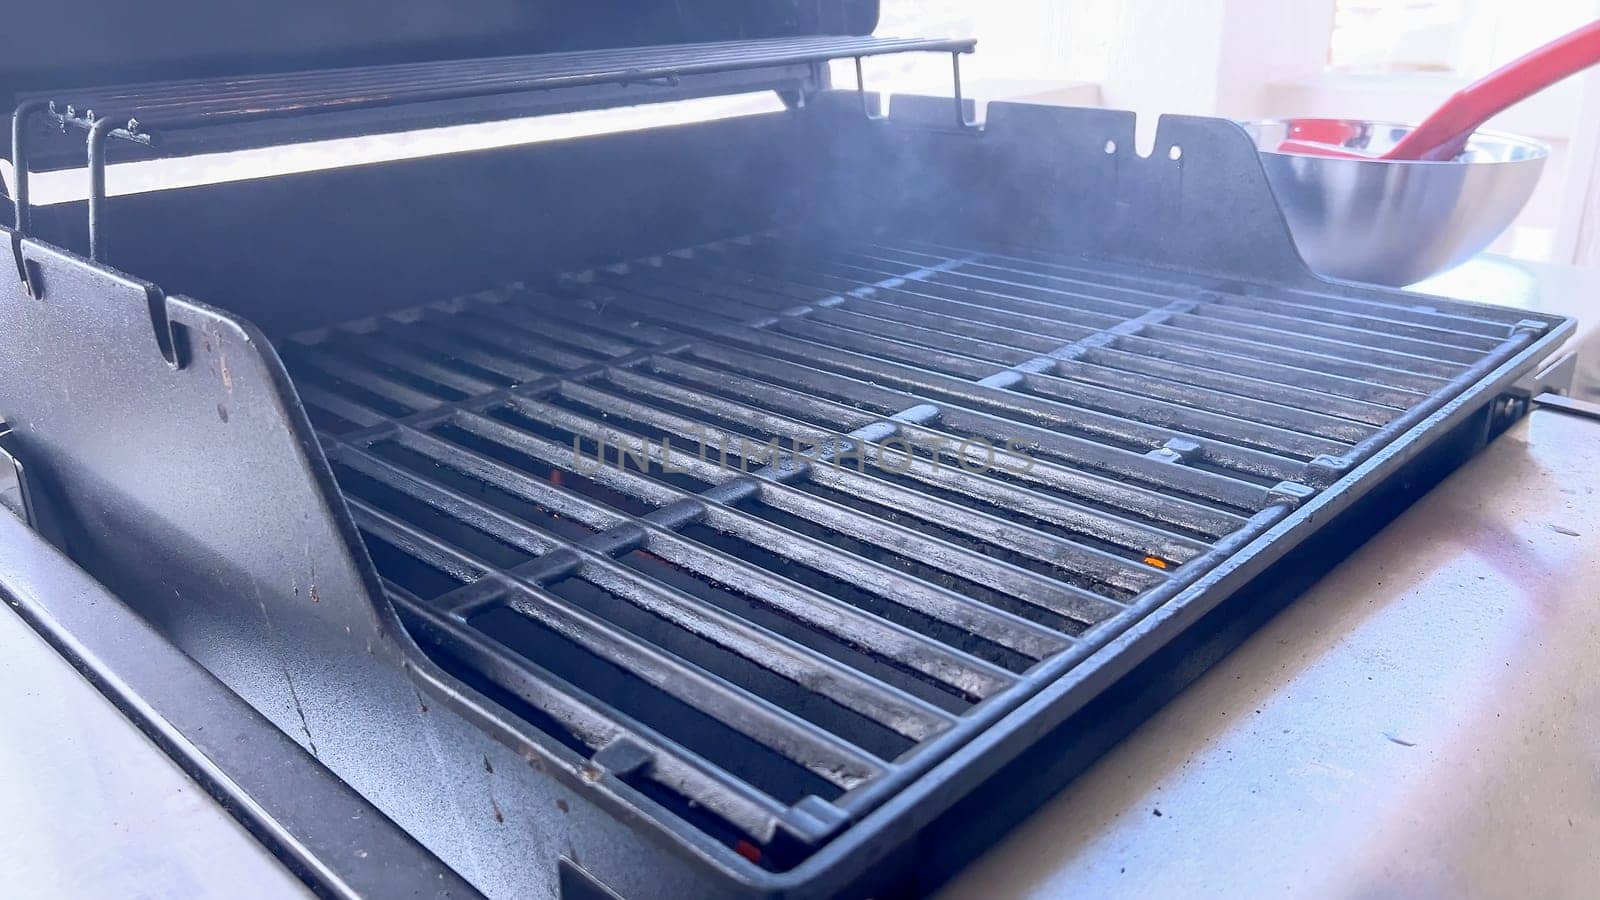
[279,233,1551,867]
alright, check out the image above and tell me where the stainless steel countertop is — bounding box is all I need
[0,587,308,897]
[1,254,1595,898]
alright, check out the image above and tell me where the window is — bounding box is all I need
[1329,0,1598,76]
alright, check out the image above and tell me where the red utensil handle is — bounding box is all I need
[1390,18,1600,160]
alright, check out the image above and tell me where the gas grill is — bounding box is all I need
[0,3,1574,898]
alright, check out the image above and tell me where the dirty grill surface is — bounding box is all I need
[281,234,1546,865]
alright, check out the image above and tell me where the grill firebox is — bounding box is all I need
[280,231,1558,869]
[0,20,1574,891]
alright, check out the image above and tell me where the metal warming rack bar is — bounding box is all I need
[9,34,975,263]
[277,231,1559,866]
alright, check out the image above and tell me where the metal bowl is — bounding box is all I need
[1241,118,1548,286]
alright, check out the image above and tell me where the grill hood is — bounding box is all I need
[0,1,878,106]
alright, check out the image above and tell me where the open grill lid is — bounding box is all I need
[2,1,949,176]
[0,1,879,105]
[2,0,978,268]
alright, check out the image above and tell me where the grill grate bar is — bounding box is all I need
[1007,368,1350,459]
[1105,334,1427,408]
[728,249,1139,327]
[757,312,1354,459]
[1064,348,1401,427]
[382,423,1030,705]
[1137,324,1449,393]
[448,405,1072,664]
[631,355,1249,538]
[385,579,797,843]
[771,293,1388,439]
[336,436,962,740]
[464,301,650,359]
[601,365,1209,560]
[294,308,697,444]
[424,312,603,372]
[351,496,891,793]
[596,255,1363,464]
[555,376,1173,591]
[1189,304,1489,363]
[678,245,1401,432]
[504,393,1133,625]
[1160,314,1464,377]
[905,239,1524,340]
[949,261,1473,369]
[678,257,1382,427]
[497,287,694,348]
[1033,360,1378,441]
[740,238,1474,384]
[362,317,554,383]
[594,283,1309,481]
[1196,295,1507,349]
[338,335,509,396]
[671,341,1274,510]
[294,381,392,430]
[878,238,1522,345]
[285,343,458,414]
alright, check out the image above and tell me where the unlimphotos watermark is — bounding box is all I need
[570,425,1035,477]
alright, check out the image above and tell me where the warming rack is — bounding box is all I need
[9,34,975,264]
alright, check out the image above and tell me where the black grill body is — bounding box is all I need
[0,79,1570,898]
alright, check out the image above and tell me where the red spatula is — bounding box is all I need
[1280,19,1600,160]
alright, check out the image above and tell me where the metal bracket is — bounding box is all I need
[854,50,980,129]
[1144,436,1203,464]
[84,116,119,263]
[0,423,39,527]
[1511,350,1576,399]
[853,56,888,120]
[11,100,153,272]
[10,100,48,294]
[1265,480,1317,510]
[1533,391,1600,421]
[1302,453,1353,488]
